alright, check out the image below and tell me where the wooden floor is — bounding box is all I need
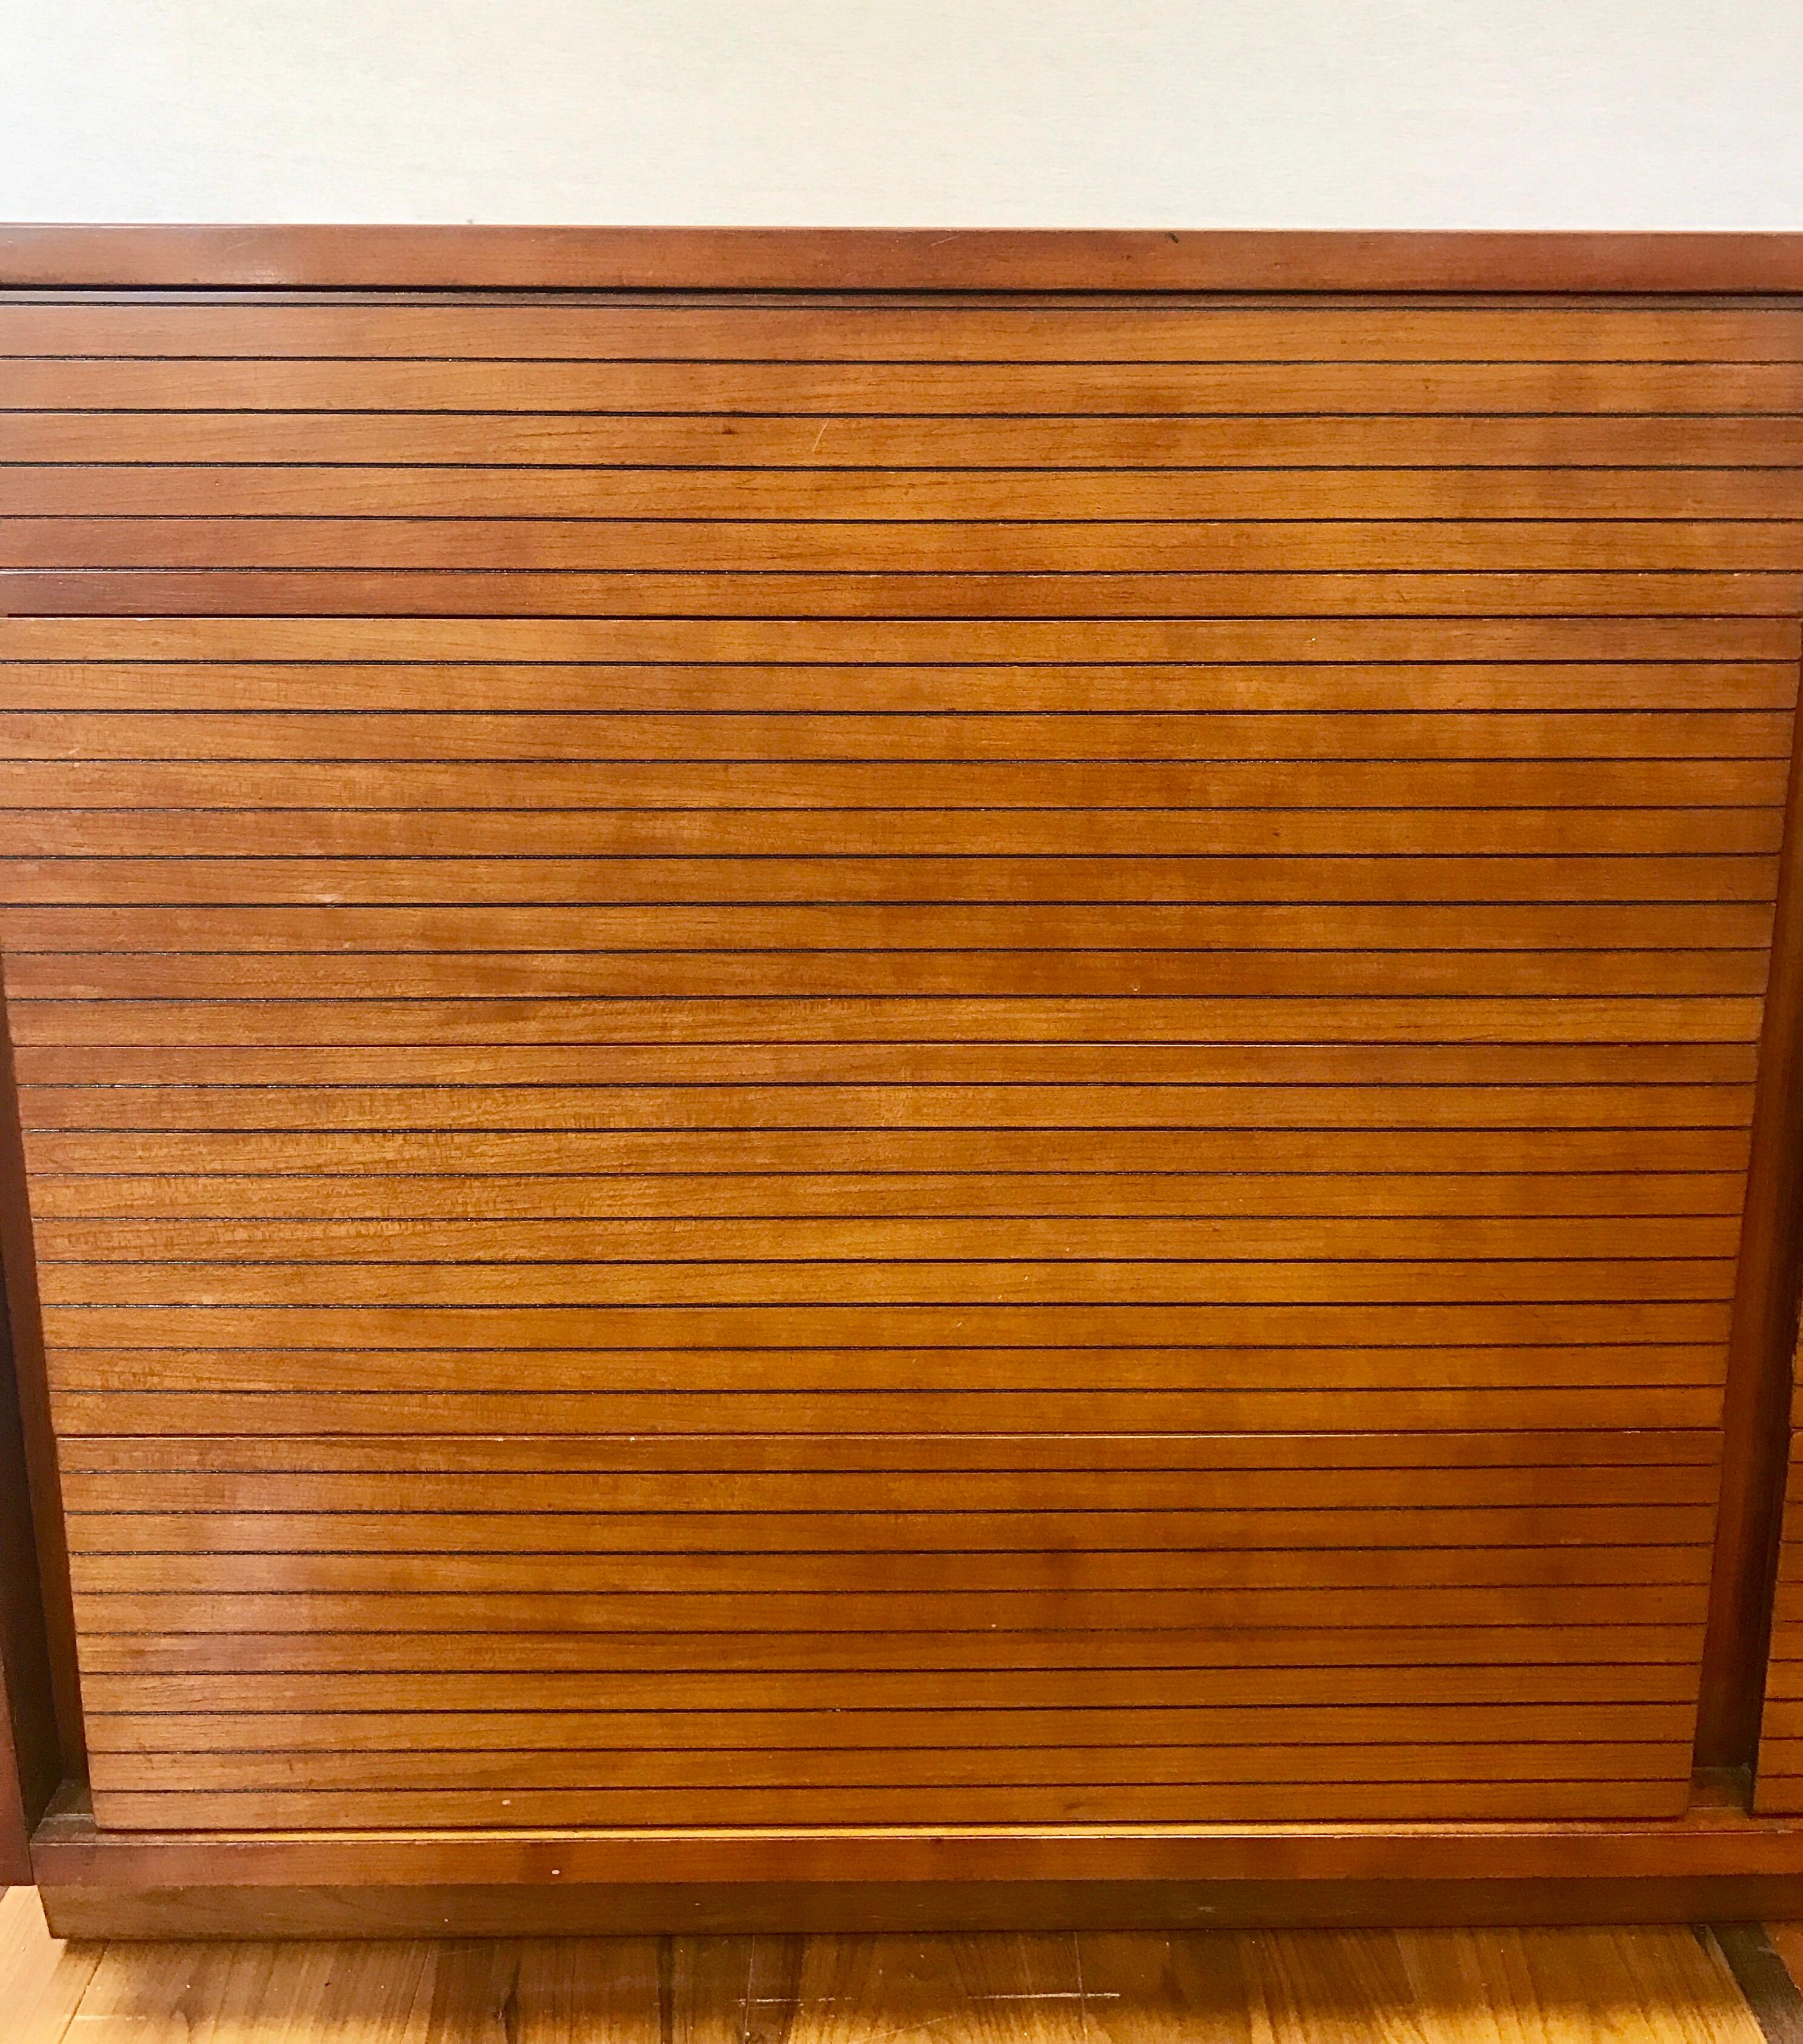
[7,1886,1802,2043]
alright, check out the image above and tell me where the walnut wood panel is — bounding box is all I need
[6,818,1785,860]
[13,1174,1755,1219]
[7,356,1798,410]
[0,853,1783,901]
[4,299,1801,356]
[76,1621,1705,1673]
[5,288,1802,1842]
[8,958,1771,999]
[7,465,1801,519]
[11,573,1803,619]
[40,1391,1732,1434]
[10,617,1793,658]
[5,758,1779,806]
[7,521,1801,574]
[1,224,1800,292]
[7,411,1801,466]
[8,999,1773,1043]
[6,707,1790,755]
[5,660,1795,711]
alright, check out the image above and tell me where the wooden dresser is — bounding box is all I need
[5,228,1803,1934]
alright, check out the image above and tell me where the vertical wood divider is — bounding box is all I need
[0,948,87,1782]
[1697,632,1803,1768]
[0,1273,59,1877]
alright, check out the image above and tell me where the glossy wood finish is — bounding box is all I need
[11,414,1802,466]
[5,301,1803,358]
[7,250,1803,1918]
[6,291,1801,1834]
[2,225,1802,290]
[35,1777,1803,1931]
[38,1878,1803,1938]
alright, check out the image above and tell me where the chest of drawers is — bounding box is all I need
[4,228,1803,1932]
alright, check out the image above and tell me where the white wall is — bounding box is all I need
[3,0,1801,229]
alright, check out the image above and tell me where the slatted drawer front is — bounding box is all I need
[2,293,1801,1831]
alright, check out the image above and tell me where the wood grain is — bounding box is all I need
[6,659,1795,713]
[11,288,1802,1844]
[9,356,1801,412]
[10,411,1803,471]
[0,1888,101,2044]
[5,298,1802,358]
[8,463,1802,519]
[1,222,1799,290]
[10,409,1803,469]
[7,998,1773,1044]
[0,854,1782,907]
[8,707,1790,759]
[9,615,1792,660]
[82,1783,1690,1825]
[8,518,1803,575]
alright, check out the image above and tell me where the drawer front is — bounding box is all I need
[2,293,1801,1828]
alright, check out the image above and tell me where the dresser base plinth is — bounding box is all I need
[37,1785,1803,1936]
